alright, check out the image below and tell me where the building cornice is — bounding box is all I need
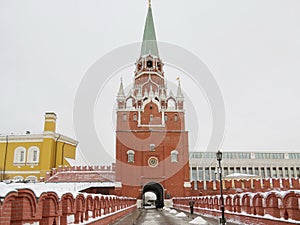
[0,132,78,146]
[135,71,164,80]
[116,130,188,133]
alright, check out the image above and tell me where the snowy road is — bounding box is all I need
[111,208,242,225]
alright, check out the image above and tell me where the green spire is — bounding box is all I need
[141,3,159,57]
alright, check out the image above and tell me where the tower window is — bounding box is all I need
[150,144,155,151]
[174,114,178,122]
[157,62,161,70]
[138,63,142,70]
[147,60,153,68]
[133,114,137,121]
[164,114,168,122]
[167,99,176,109]
[127,150,135,163]
[171,150,179,163]
[150,114,153,122]
[123,113,127,121]
[126,98,133,108]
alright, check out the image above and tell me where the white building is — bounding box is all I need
[189,151,300,182]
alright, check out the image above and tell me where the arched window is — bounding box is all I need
[150,114,153,122]
[164,114,168,122]
[126,98,133,108]
[167,99,176,109]
[133,113,137,121]
[13,176,24,182]
[14,147,26,164]
[127,150,135,163]
[171,150,179,163]
[174,114,178,122]
[25,176,37,183]
[27,146,40,164]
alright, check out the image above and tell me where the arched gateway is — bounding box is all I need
[115,3,190,200]
[143,182,164,208]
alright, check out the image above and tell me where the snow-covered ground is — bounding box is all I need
[0,182,114,198]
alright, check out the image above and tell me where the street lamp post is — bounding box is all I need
[216,150,226,225]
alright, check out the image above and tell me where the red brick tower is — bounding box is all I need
[115,2,190,206]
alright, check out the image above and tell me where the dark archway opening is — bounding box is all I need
[142,182,164,208]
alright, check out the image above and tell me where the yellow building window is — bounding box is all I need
[27,146,40,164]
[13,147,26,164]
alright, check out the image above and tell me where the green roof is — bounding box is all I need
[141,6,159,57]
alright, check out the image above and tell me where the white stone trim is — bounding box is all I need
[45,113,57,120]
[45,118,56,123]
[3,171,40,174]
[138,124,165,128]
[0,133,78,145]
[43,132,78,145]
[135,71,164,80]
[115,182,122,188]
[164,109,185,113]
[184,182,191,188]
[0,134,44,143]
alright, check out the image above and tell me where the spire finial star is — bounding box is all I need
[148,0,151,8]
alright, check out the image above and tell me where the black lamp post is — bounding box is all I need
[216,150,226,225]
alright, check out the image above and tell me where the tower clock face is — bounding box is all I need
[148,156,158,167]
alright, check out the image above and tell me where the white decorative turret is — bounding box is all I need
[117,78,125,99]
[160,88,166,100]
[169,89,174,98]
[117,78,125,109]
[176,78,184,99]
[176,77,184,109]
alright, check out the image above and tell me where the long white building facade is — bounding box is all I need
[189,151,300,182]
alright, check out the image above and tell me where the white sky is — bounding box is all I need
[1,0,300,165]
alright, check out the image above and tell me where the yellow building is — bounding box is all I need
[0,112,78,182]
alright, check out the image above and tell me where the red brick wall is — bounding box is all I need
[0,189,136,225]
[45,165,115,183]
[189,178,300,196]
[173,190,300,224]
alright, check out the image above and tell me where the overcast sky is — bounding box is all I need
[1,0,300,165]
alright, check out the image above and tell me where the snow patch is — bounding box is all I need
[67,214,74,223]
[169,209,177,214]
[23,222,39,225]
[0,182,17,197]
[189,216,208,225]
[176,212,187,217]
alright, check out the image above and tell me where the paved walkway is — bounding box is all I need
[110,208,242,225]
